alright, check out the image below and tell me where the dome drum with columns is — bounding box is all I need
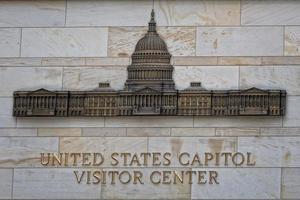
[12,10,286,117]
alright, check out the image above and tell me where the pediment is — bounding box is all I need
[134,87,160,94]
[28,88,56,95]
[241,87,267,93]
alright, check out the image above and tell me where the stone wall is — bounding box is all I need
[0,0,300,199]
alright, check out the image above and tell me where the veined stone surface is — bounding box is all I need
[171,128,215,137]
[60,137,147,167]
[240,66,300,95]
[105,116,193,128]
[238,137,300,167]
[0,128,37,137]
[21,28,108,57]
[148,137,237,167]
[0,1,65,27]
[13,168,101,199]
[126,128,171,137]
[285,26,300,56]
[191,168,281,199]
[216,128,260,137]
[108,27,196,57]
[283,96,300,127]
[196,27,283,56]
[17,117,105,128]
[0,98,16,128]
[101,168,191,199]
[156,0,240,26]
[66,0,152,26]
[0,169,12,199]
[38,128,82,137]
[66,0,240,26]
[82,128,126,137]
[241,0,300,25]
[63,66,127,91]
[194,116,282,128]
[173,66,239,90]
[0,137,58,167]
[0,67,63,97]
[0,0,299,199]
[282,168,300,199]
[0,28,20,57]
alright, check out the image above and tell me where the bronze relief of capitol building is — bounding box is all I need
[13,11,286,117]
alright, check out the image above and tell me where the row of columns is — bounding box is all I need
[129,70,172,80]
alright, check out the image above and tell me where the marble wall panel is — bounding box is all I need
[216,128,260,137]
[16,117,105,128]
[155,0,240,26]
[281,168,300,199]
[126,128,170,137]
[0,137,58,167]
[240,66,300,95]
[285,26,300,56]
[0,1,65,27]
[0,98,16,128]
[21,28,108,57]
[82,128,126,137]
[13,168,101,199]
[241,0,300,25]
[66,0,152,26]
[67,0,240,26]
[101,168,191,199]
[196,27,283,56]
[60,137,147,167]
[105,116,193,128]
[148,137,237,167]
[0,169,12,199]
[173,66,239,90]
[171,128,215,137]
[0,67,63,97]
[38,128,81,137]
[191,168,280,199]
[238,137,300,167]
[0,28,20,57]
[0,128,37,137]
[63,66,127,91]
[283,96,300,127]
[194,116,282,128]
[0,58,41,67]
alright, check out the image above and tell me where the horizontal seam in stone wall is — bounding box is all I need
[1,56,300,66]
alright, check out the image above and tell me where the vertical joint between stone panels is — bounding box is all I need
[238,65,241,89]
[195,26,198,56]
[239,0,242,26]
[147,136,150,153]
[19,28,23,57]
[64,0,68,27]
[11,168,14,199]
[192,116,195,128]
[283,26,286,56]
[280,167,283,199]
[104,117,106,128]
[58,137,60,153]
[61,67,64,90]
[106,27,110,57]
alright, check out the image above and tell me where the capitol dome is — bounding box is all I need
[131,9,171,64]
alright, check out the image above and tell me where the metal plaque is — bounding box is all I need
[13,10,286,117]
